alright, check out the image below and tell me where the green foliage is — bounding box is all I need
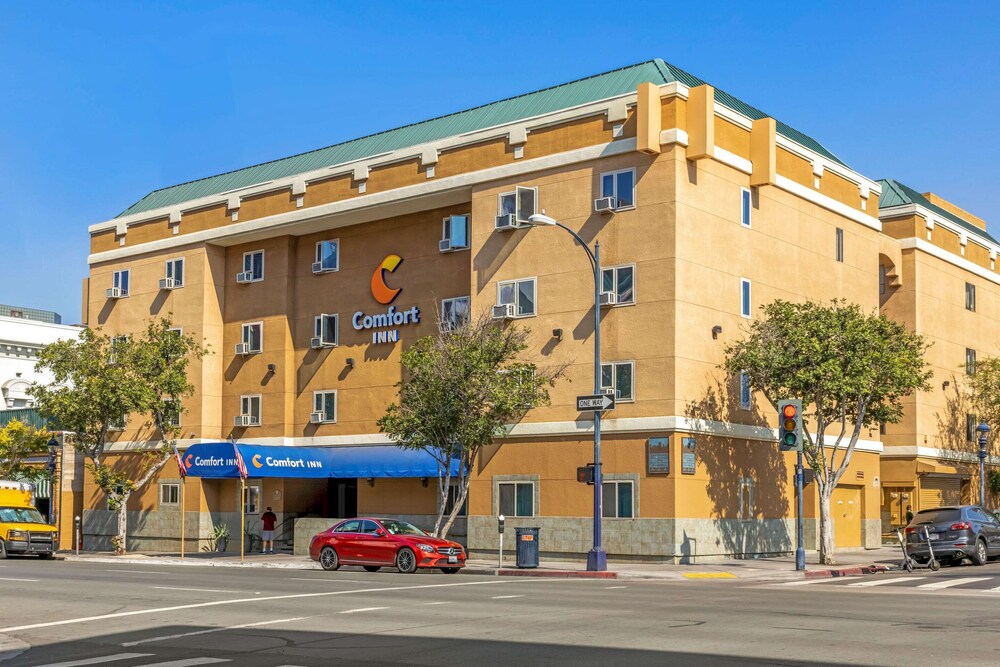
[0,419,50,480]
[988,470,1000,496]
[967,356,1000,441]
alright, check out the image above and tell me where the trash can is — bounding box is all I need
[515,527,540,568]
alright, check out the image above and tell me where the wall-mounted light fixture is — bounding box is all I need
[942,380,950,390]
[711,325,723,340]
[267,363,276,373]
[552,328,563,341]
[421,477,429,487]
[366,477,375,487]
[346,358,355,368]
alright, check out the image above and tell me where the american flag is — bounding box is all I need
[173,444,186,479]
[234,445,248,480]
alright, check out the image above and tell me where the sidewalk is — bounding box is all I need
[60,546,902,582]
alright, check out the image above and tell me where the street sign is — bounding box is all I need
[577,394,615,412]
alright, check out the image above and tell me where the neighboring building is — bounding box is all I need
[0,307,80,409]
[75,58,996,559]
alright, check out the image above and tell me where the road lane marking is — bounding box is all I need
[916,577,992,590]
[151,586,242,594]
[0,580,507,633]
[107,570,165,575]
[0,577,40,582]
[287,578,369,584]
[27,654,152,666]
[491,595,523,599]
[775,578,845,586]
[847,577,926,587]
[605,586,627,589]
[130,659,229,666]
[339,607,388,614]
[121,617,307,647]
[418,601,451,606]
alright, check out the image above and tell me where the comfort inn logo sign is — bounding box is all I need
[352,253,421,344]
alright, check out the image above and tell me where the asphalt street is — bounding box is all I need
[1,557,1000,666]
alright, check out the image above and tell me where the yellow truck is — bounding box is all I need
[0,480,57,559]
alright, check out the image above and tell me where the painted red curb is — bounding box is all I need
[497,568,618,579]
[804,564,889,578]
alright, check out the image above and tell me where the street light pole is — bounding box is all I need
[528,212,607,571]
[46,436,59,526]
[977,421,990,507]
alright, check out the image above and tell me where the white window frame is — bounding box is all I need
[242,322,263,354]
[314,314,339,347]
[243,484,261,515]
[739,371,751,410]
[315,239,339,273]
[108,413,126,431]
[159,482,180,507]
[243,250,265,282]
[165,258,185,286]
[498,480,535,517]
[240,394,261,426]
[601,264,636,306]
[164,399,181,428]
[441,297,471,331]
[600,360,635,403]
[313,390,337,423]
[441,215,470,251]
[835,228,844,263]
[496,277,537,318]
[967,348,977,376]
[112,269,130,296]
[741,188,752,228]
[600,168,636,210]
[740,278,752,318]
[601,479,635,518]
[966,282,976,312]
[497,186,537,224]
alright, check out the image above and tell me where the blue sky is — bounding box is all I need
[2,1,998,322]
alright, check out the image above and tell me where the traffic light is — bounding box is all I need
[577,464,595,485]
[778,399,803,452]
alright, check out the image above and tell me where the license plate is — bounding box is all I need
[447,556,458,564]
[928,533,940,541]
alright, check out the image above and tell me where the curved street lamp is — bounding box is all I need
[46,436,59,525]
[977,421,990,507]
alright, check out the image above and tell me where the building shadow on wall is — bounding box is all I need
[684,375,791,559]
[934,374,978,457]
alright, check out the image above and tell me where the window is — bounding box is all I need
[498,482,534,517]
[240,395,261,426]
[314,314,339,347]
[879,264,887,295]
[739,371,751,410]
[497,186,537,224]
[243,250,264,281]
[600,361,634,402]
[108,413,126,431]
[165,258,184,286]
[601,265,635,305]
[967,348,977,376]
[242,322,263,353]
[105,484,125,510]
[109,335,128,365]
[740,278,751,318]
[441,215,470,251]
[967,414,977,443]
[445,483,467,517]
[335,519,361,533]
[313,390,337,423]
[243,484,260,515]
[159,483,180,506]
[741,188,751,227]
[497,278,536,317]
[738,477,755,520]
[441,297,470,331]
[602,480,634,518]
[163,400,181,428]
[112,269,130,296]
[315,240,339,272]
[966,283,976,312]
[836,228,844,263]
[601,169,635,210]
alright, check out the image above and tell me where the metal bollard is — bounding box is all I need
[497,514,505,568]
[75,515,81,555]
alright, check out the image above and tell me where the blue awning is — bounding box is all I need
[180,443,458,479]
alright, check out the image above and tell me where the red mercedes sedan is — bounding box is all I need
[309,517,466,574]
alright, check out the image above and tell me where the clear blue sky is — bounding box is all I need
[2,1,997,322]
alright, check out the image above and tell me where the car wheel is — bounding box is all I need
[0,540,6,560]
[396,548,417,574]
[971,539,988,566]
[319,546,340,571]
[363,566,381,573]
[440,567,460,574]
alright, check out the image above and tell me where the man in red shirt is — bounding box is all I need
[261,506,277,554]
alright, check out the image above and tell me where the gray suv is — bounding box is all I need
[905,505,1000,566]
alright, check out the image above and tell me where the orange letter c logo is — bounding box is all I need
[371,254,403,305]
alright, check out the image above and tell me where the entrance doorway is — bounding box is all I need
[832,485,863,548]
[328,478,357,518]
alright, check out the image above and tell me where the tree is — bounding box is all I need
[378,310,563,539]
[0,419,50,480]
[31,318,207,554]
[724,300,931,564]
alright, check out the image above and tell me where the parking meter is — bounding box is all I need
[497,514,506,568]
[74,515,81,555]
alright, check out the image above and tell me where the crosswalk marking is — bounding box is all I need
[29,654,152,667]
[915,577,992,590]
[339,606,388,614]
[847,577,926,587]
[0,576,40,582]
[121,617,307,647]
[131,659,229,667]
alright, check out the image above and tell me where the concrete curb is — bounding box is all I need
[803,564,890,579]
[496,568,618,579]
[62,554,321,570]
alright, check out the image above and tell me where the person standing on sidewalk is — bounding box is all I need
[261,507,277,554]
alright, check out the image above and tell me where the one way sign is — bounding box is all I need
[577,393,616,412]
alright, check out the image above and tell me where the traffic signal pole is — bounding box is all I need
[778,400,806,572]
[796,449,805,571]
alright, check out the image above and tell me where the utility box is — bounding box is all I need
[515,526,540,568]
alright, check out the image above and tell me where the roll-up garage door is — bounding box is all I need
[919,476,962,510]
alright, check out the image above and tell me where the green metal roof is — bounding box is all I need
[878,178,997,245]
[0,408,54,431]
[117,58,848,219]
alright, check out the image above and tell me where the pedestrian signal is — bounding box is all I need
[778,400,803,452]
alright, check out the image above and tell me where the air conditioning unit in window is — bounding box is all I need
[234,414,255,427]
[159,278,180,290]
[492,303,516,320]
[439,239,455,252]
[600,387,615,396]
[106,287,123,299]
[311,261,326,274]
[234,343,251,356]
[236,271,254,283]
[309,411,325,424]
[599,291,618,307]
[494,214,517,232]
[594,197,617,214]
[311,337,331,349]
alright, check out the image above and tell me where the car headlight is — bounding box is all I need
[8,530,27,540]
[418,544,435,553]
